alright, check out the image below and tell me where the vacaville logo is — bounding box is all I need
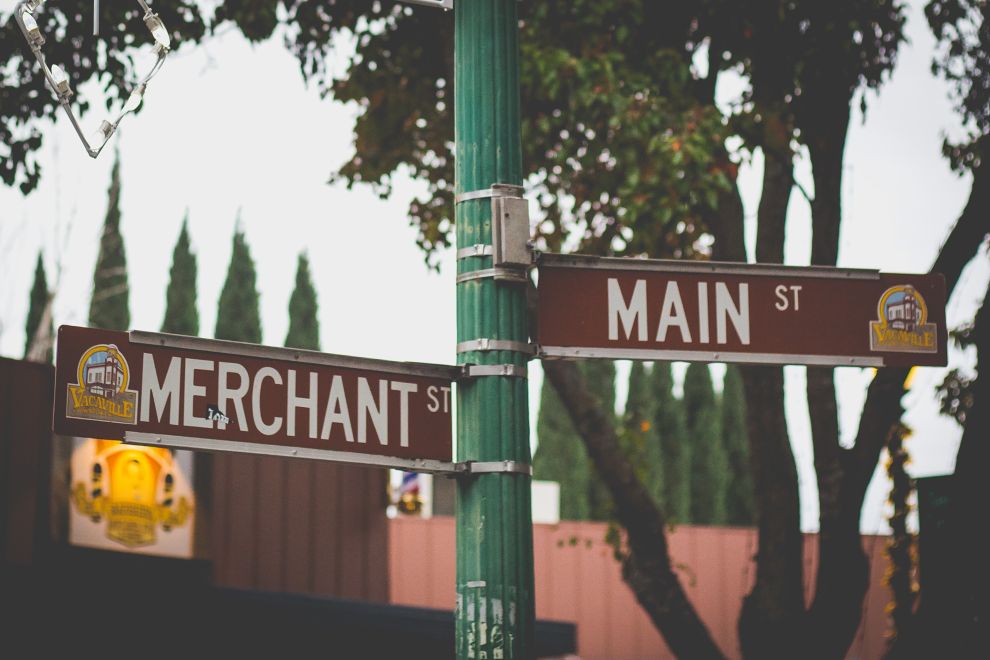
[66,343,139,424]
[870,285,937,354]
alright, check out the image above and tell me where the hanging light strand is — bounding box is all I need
[13,0,171,158]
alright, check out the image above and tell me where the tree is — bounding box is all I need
[24,251,53,362]
[215,224,262,343]
[721,365,755,526]
[285,253,320,351]
[89,153,129,331]
[6,1,986,657]
[620,362,659,506]
[925,3,990,655]
[683,363,727,525]
[533,380,592,521]
[651,361,691,524]
[161,216,199,336]
[533,360,615,521]
[583,360,617,521]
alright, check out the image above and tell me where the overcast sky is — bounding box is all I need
[1,0,985,532]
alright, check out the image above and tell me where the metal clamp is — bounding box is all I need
[454,460,533,476]
[456,339,535,355]
[460,364,528,379]
[454,183,524,204]
[456,268,529,284]
[456,244,494,260]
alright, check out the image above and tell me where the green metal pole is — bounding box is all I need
[454,0,534,658]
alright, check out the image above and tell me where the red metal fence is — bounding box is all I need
[389,516,893,659]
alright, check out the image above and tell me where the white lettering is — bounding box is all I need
[608,278,647,341]
[287,370,319,439]
[218,362,249,431]
[698,282,710,344]
[390,381,418,447]
[140,354,180,424]
[252,367,283,435]
[716,282,750,344]
[426,385,452,414]
[657,281,692,343]
[358,378,388,445]
[183,358,214,429]
[775,284,789,311]
[321,375,354,442]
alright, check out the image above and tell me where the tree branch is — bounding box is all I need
[542,359,726,660]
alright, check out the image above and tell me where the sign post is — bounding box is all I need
[454,0,535,657]
[536,253,947,367]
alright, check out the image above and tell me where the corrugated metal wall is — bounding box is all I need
[0,357,54,566]
[389,516,894,660]
[211,453,390,602]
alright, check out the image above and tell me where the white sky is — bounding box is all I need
[1,0,985,533]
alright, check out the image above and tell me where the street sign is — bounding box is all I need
[536,253,947,367]
[53,326,457,472]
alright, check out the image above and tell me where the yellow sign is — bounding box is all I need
[65,344,138,424]
[870,285,937,353]
[70,439,194,557]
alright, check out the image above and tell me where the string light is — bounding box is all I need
[13,0,172,159]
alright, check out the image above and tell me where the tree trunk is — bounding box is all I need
[737,136,808,658]
[947,279,990,657]
[798,88,876,658]
[542,359,726,660]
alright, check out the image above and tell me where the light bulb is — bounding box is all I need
[121,84,145,115]
[89,120,114,150]
[50,64,70,94]
[144,14,170,50]
[20,10,43,44]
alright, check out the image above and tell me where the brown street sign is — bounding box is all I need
[536,254,947,368]
[54,326,457,471]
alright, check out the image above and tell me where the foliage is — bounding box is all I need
[583,360,618,521]
[215,224,262,343]
[24,251,53,362]
[534,360,616,521]
[683,363,727,525]
[0,1,206,192]
[883,421,918,655]
[651,361,691,524]
[533,378,591,521]
[619,362,659,506]
[161,216,199,336]
[88,154,129,331]
[285,252,321,350]
[721,365,755,526]
[926,0,990,171]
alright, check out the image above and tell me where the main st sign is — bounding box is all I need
[537,253,947,368]
[54,325,456,471]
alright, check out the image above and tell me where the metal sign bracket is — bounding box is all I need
[460,364,528,379]
[450,460,533,478]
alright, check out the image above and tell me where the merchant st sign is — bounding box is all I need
[54,326,456,471]
[536,254,947,368]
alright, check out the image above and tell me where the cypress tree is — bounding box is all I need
[583,360,616,521]
[24,251,53,362]
[533,361,616,521]
[651,362,690,523]
[285,253,321,350]
[620,362,658,504]
[161,216,199,336]
[88,154,130,330]
[533,378,592,521]
[721,365,755,525]
[215,225,262,343]
[683,363,728,525]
